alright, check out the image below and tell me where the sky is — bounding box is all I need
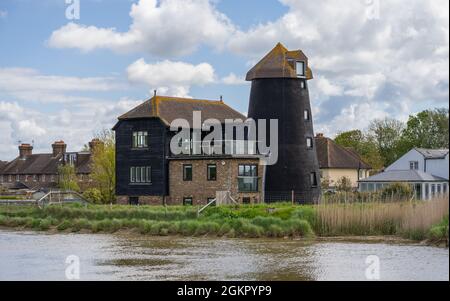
[0,0,448,160]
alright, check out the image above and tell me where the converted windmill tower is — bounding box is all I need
[246,43,321,203]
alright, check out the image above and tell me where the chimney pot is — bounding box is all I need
[89,138,103,152]
[19,143,33,159]
[52,140,67,157]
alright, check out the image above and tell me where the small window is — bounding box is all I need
[304,109,310,121]
[300,80,306,89]
[183,164,193,181]
[33,175,37,182]
[16,175,20,182]
[183,197,193,206]
[409,161,419,170]
[306,137,313,149]
[242,197,251,204]
[207,164,217,181]
[132,131,148,148]
[296,61,306,77]
[310,172,318,187]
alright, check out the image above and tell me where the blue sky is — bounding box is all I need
[0,0,448,160]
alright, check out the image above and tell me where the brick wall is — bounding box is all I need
[168,158,263,205]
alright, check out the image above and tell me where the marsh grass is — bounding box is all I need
[316,196,449,239]
[0,198,447,240]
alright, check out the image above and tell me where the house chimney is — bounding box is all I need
[52,140,67,157]
[316,133,324,138]
[88,138,102,152]
[19,144,33,159]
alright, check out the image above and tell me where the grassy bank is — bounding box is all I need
[0,197,448,242]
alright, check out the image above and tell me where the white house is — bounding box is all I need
[359,148,449,200]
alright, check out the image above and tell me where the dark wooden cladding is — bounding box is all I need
[115,118,168,197]
[248,78,321,203]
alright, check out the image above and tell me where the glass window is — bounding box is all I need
[410,161,419,170]
[310,172,318,187]
[306,137,313,149]
[146,167,152,183]
[304,109,310,121]
[238,165,257,177]
[300,80,306,89]
[207,164,217,181]
[132,131,148,148]
[296,61,306,77]
[238,164,258,192]
[183,197,193,206]
[183,164,193,181]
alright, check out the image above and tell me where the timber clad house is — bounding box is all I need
[113,96,264,206]
[359,148,449,200]
[0,140,99,192]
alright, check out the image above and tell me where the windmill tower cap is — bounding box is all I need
[246,43,314,81]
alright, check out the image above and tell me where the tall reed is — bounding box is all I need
[315,196,449,238]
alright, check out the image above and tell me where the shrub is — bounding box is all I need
[57,220,72,231]
[38,219,52,231]
[267,224,284,237]
[381,183,413,199]
[82,188,103,204]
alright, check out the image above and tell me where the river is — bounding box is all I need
[0,230,448,281]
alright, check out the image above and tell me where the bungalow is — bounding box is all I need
[359,148,449,200]
[315,134,371,189]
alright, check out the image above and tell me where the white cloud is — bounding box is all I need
[0,98,141,161]
[0,67,123,104]
[222,73,248,85]
[126,58,215,97]
[48,0,235,57]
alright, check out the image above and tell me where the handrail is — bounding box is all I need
[197,198,217,216]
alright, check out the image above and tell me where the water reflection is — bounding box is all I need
[0,230,448,281]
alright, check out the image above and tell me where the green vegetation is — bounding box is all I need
[0,197,447,243]
[335,108,449,168]
[57,164,80,192]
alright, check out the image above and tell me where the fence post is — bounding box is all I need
[291,190,294,206]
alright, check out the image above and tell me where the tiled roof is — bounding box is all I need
[415,148,449,159]
[359,170,447,183]
[315,136,372,169]
[116,96,246,126]
[246,43,313,81]
[0,161,7,173]
[0,153,91,175]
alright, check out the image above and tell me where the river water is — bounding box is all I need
[0,230,448,281]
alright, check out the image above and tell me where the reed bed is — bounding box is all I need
[315,196,449,240]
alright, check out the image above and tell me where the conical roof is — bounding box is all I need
[246,43,313,81]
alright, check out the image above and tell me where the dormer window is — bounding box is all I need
[296,61,306,77]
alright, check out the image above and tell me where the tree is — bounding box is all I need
[368,118,406,167]
[57,164,80,192]
[336,176,352,192]
[335,130,384,170]
[89,129,116,204]
[403,108,449,150]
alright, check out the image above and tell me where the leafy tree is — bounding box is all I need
[335,130,384,170]
[403,108,449,150]
[57,164,80,192]
[89,129,116,204]
[368,118,406,166]
[336,176,352,192]
[82,188,103,204]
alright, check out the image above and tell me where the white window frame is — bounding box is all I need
[296,61,306,77]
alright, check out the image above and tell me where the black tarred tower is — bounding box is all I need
[246,43,321,203]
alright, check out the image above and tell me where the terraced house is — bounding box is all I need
[113,96,265,206]
[0,140,99,192]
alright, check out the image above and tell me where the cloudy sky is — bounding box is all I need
[0,0,448,160]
